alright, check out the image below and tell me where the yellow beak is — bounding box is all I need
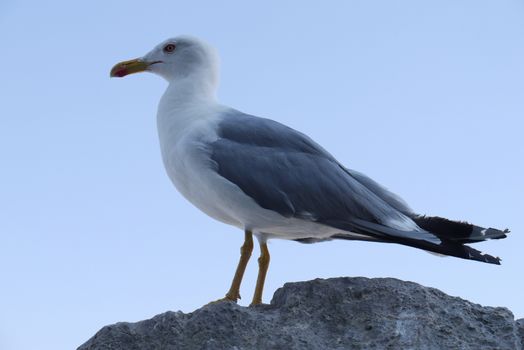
[110,58,149,78]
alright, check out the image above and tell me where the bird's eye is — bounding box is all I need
[163,44,176,53]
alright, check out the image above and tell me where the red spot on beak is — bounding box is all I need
[110,58,148,78]
[112,67,128,77]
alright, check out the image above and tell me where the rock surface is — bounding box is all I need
[78,277,524,350]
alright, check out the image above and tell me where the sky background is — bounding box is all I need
[1,1,523,349]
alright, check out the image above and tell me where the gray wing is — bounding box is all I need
[210,110,419,232]
[343,168,414,215]
[208,110,504,265]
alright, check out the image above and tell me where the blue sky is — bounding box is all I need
[1,1,523,349]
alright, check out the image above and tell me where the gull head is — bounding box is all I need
[110,36,219,86]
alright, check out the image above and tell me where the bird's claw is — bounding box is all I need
[206,295,238,306]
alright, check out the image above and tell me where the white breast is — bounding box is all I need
[157,97,237,220]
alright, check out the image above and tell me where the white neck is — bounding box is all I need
[156,73,223,160]
[162,70,217,104]
[158,71,220,123]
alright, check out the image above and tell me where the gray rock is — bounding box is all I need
[518,319,524,347]
[78,277,523,350]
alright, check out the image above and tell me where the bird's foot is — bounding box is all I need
[249,298,269,307]
[206,293,239,306]
[249,301,268,307]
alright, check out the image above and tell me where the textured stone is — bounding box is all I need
[78,277,523,350]
[517,319,524,347]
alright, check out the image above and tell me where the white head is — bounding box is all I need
[110,36,219,90]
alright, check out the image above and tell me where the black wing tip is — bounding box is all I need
[488,257,502,265]
[413,215,510,243]
[464,245,502,265]
[476,227,510,240]
[483,254,502,265]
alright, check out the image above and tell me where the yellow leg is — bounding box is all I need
[223,230,253,302]
[250,241,270,306]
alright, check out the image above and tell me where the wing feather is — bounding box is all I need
[210,111,421,232]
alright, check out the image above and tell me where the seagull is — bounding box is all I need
[110,36,508,306]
